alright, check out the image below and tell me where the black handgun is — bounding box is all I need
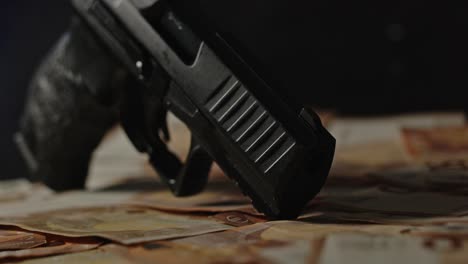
[16,0,335,219]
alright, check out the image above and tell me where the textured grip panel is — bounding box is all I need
[17,20,125,190]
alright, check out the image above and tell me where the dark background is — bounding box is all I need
[1,1,72,179]
[1,1,467,179]
[175,0,468,114]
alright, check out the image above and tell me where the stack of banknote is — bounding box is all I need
[0,112,467,263]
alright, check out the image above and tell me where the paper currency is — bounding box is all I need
[0,191,135,218]
[18,243,255,264]
[0,180,256,221]
[165,221,411,264]
[18,235,468,264]
[127,243,257,264]
[370,165,468,192]
[330,113,466,147]
[126,190,252,214]
[405,222,468,239]
[259,221,409,241]
[122,180,253,214]
[0,206,251,245]
[18,245,132,264]
[402,126,468,164]
[168,223,273,248]
[136,233,321,264]
[362,126,468,193]
[320,185,468,216]
[0,229,46,250]
[0,236,101,260]
[169,221,408,249]
[327,113,466,182]
[318,233,442,264]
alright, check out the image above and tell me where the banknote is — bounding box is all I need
[329,113,465,151]
[0,206,256,245]
[317,233,445,264]
[169,221,409,249]
[0,236,101,260]
[440,240,468,264]
[163,221,413,264]
[370,165,468,192]
[326,113,466,183]
[127,243,258,264]
[124,183,254,214]
[18,235,468,264]
[0,183,258,221]
[401,126,468,164]
[328,141,408,185]
[259,221,410,241]
[330,113,460,144]
[134,236,321,264]
[319,233,468,264]
[319,185,468,217]
[405,222,468,239]
[0,191,136,218]
[18,245,132,264]
[17,243,252,264]
[167,223,273,248]
[307,205,468,228]
[127,191,250,214]
[130,221,468,264]
[0,229,46,250]
[165,218,468,263]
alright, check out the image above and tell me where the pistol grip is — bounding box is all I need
[17,20,123,191]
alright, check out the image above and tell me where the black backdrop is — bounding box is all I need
[172,0,468,114]
[0,1,467,179]
[0,1,72,179]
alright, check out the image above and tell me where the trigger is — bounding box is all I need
[149,135,212,197]
[173,136,212,196]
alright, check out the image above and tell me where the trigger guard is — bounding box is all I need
[149,136,212,196]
